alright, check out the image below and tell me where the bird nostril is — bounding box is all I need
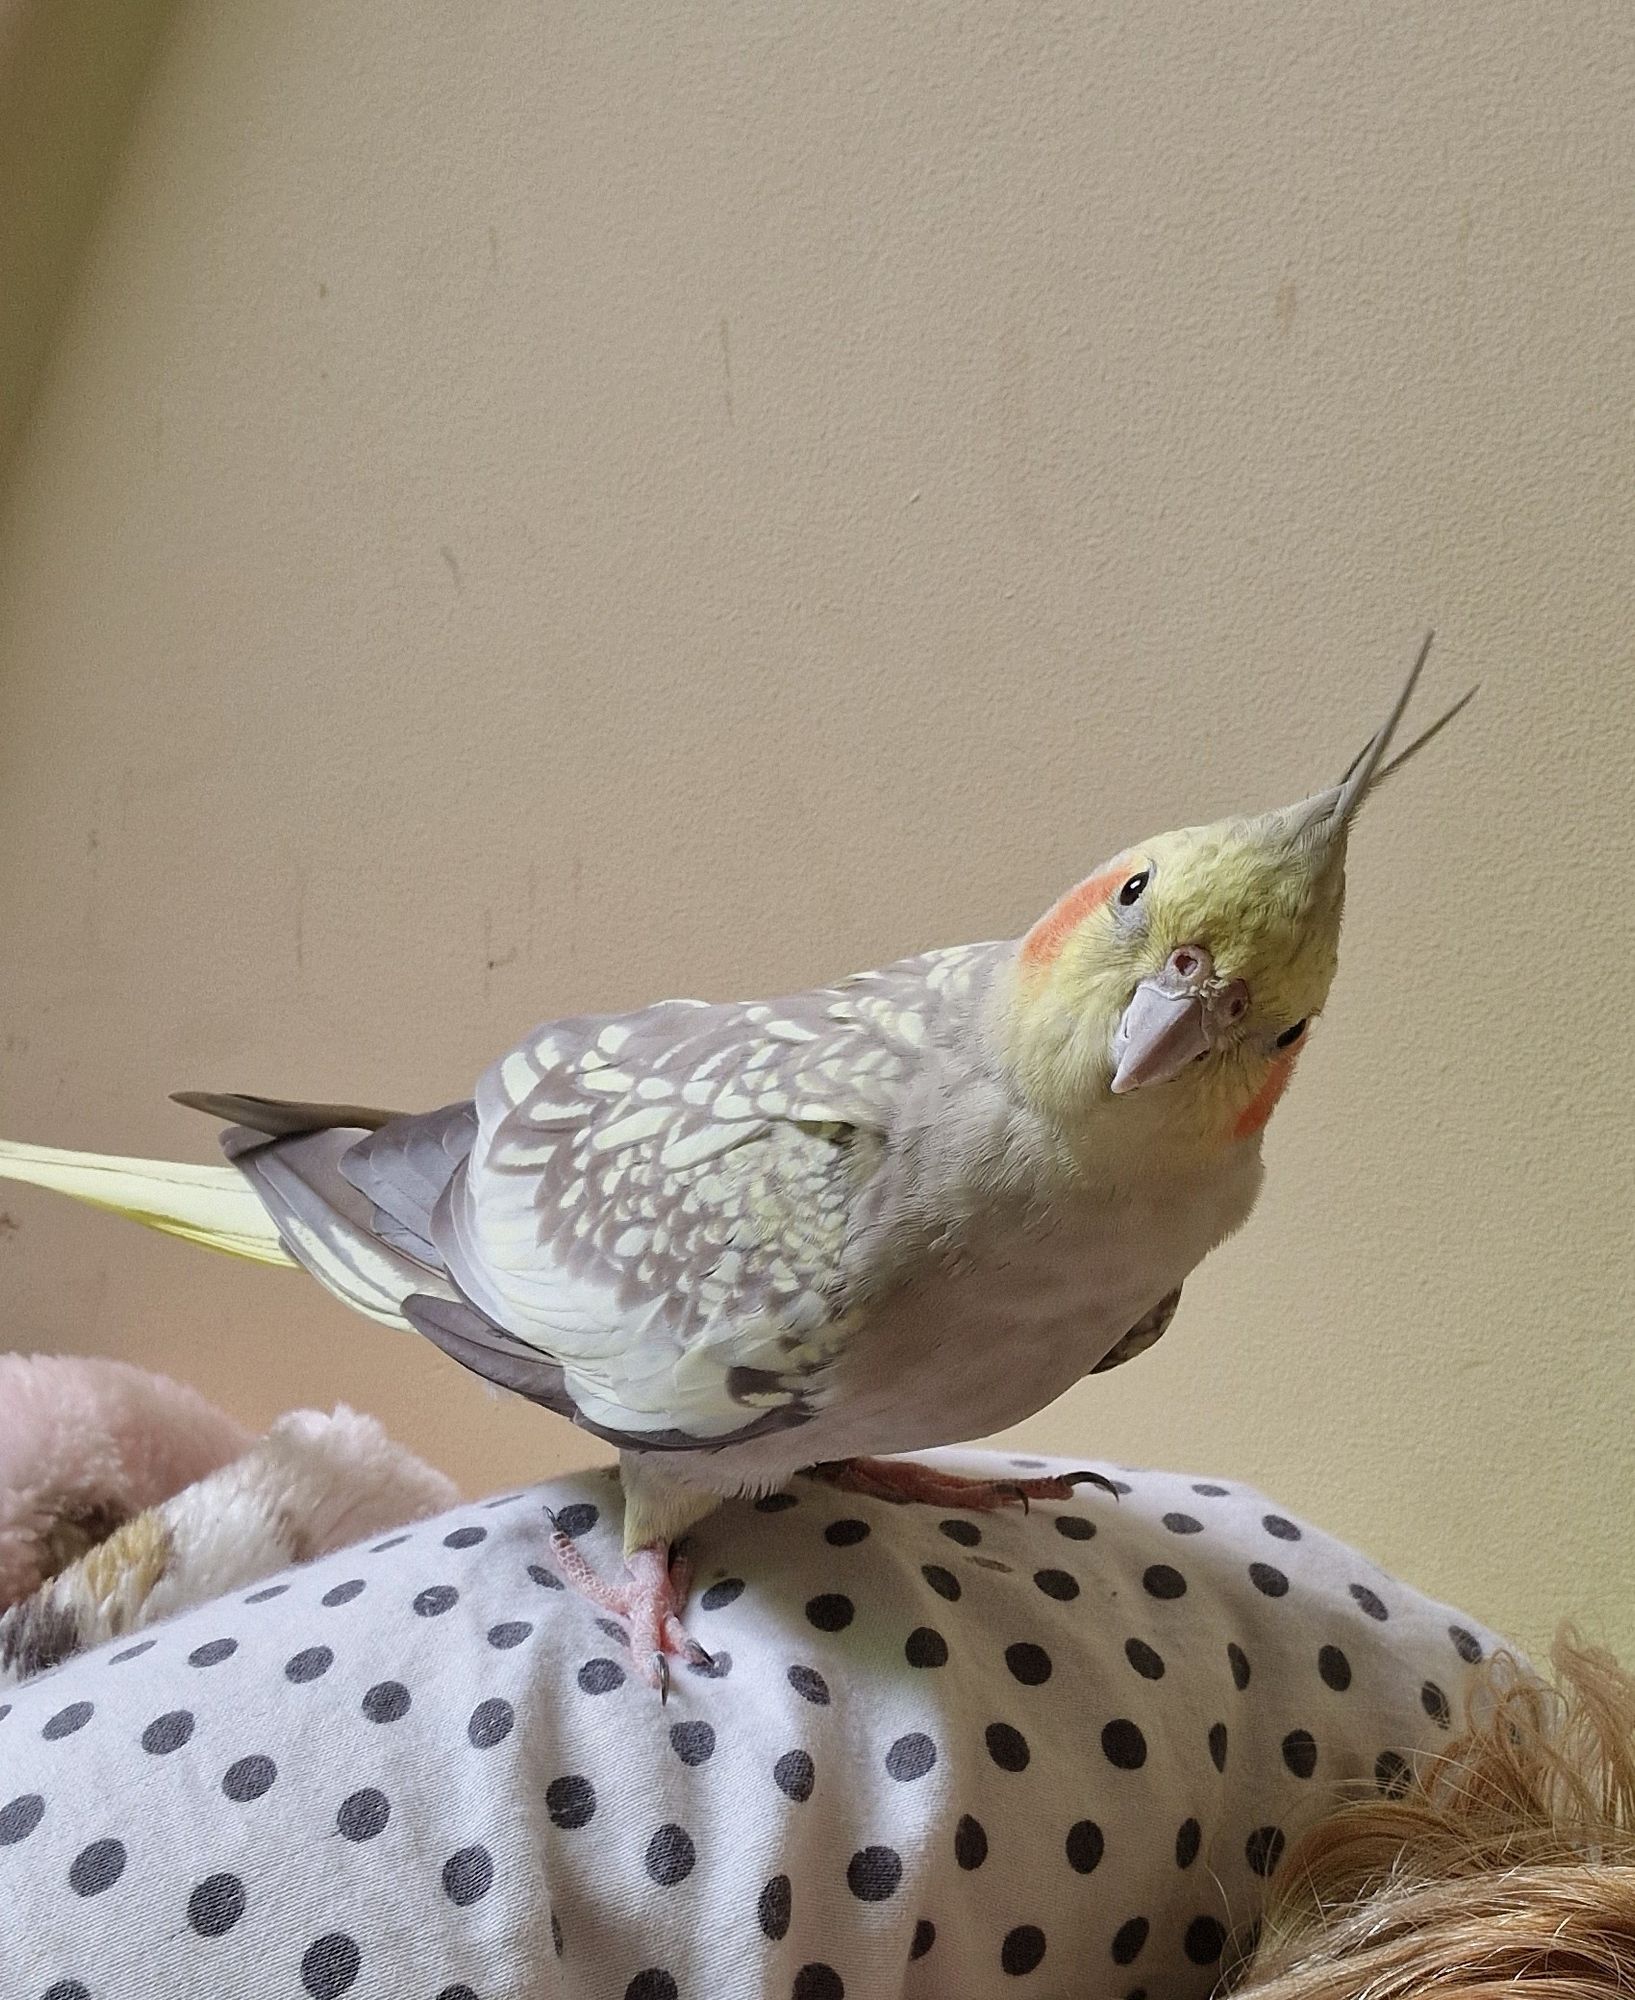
[1168,946,1209,982]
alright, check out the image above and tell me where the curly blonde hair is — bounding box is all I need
[1239,1632,1635,1999]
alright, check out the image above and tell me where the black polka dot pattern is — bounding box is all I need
[788,1664,830,1705]
[1375,1749,1412,1797]
[69,1838,125,1896]
[955,1814,988,1869]
[644,1823,695,1886]
[985,1722,1029,1772]
[141,1709,194,1755]
[885,1732,936,1782]
[0,1457,1501,2000]
[468,1698,514,1748]
[1318,1644,1352,1691]
[336,1789,390,1841]
[846,1845,902,1900]
[222,1754,277,1801]
[1002,1925,1047,1975]
[759,1873,792,1940]
[187,1871,246,1936]
[577,1658,625,1695]
[442,1844,495,1905]
[1101,1720,1147,1769]
[1282,1729,1318,1778]
[1032,1568,1079,1601]
[1005,1642,1052,1685]
[670,1721,715,1767]
[804,1593,853,1633]
[1125,1638,1165,1680]
[546,1774,596,1829]
[774,1749,815,1800]
[1184,1915,1227,1965]
[300,1932,360,1999]
[360,1681,410,1723]
[625,1973,677,2000]
[905,1627,948,1668]
[0,1793,45,1844]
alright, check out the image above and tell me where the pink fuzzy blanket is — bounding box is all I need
[0,1352,456,1682]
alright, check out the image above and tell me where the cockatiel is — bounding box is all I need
[0,638,1469,1688]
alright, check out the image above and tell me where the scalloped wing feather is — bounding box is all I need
[429,945,1001,1442]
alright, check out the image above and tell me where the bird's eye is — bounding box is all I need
[1117,870,1150,907]
[1275,1020,1308,1050]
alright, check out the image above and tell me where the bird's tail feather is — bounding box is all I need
[0,1138,298,1267]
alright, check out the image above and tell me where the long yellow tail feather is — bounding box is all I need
[0,1138,297,1267]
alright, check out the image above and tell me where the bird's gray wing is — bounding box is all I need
[207,1101,812,1453]
[191,941,1003,1449]
[1089,1286,1183,1374]
[421,944,1004,1446]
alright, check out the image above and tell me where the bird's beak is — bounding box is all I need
[1109,982,1211,1094]
[1109,947,1249,1095]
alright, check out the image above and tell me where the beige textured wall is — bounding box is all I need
[1,3,1631,1660]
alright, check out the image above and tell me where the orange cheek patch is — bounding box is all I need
[1234,1050,1300,1141]
[1022,865,1122,969]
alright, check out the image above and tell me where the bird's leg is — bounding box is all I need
[545,1520,711,1699]
[811,1456,1120,1513]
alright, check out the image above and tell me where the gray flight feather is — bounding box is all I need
[172,1091,400,1136]
[1089,1287,1182,1374]
[341,1103,478,1264]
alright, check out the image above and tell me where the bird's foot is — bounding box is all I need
[812,1455,1119,1514]
[545,1520,711,1699]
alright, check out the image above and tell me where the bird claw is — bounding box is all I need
[997,1481,1031,1515]
[540,1532,708,1697]
[1066,1469,1123,1500]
